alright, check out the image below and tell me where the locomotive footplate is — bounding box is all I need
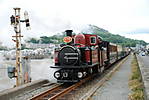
[50,62,99,69]
[53,68,89,83]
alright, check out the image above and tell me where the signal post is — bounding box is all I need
[10,8,31,86]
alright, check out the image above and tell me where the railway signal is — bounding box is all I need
[10,15,15,25]
[24,11,31,30]
[9,8,31,86]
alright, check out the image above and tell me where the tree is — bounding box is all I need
[26,25,147,47]
[40,36,51,44]
[27,38,39,43]
[88,25,147,47]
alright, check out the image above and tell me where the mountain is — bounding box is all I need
[27,24,147,47]
[84,25,147,47]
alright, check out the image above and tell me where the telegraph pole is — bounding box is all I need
[10,8,31,86]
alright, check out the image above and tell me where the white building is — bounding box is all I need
[146,44,149,50]
[136,44,145,50]
[25,43,50,49]
[0,42,2,46]
[25,43,55,49]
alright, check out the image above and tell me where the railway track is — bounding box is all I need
[30,76,92,100]
[30,56,128,100]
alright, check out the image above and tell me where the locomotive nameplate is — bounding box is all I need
[65,53,78,55]
[64,53,78,62]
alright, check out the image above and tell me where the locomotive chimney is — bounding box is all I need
[65,30,73,37]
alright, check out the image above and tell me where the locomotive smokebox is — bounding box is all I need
[65,30,73,37]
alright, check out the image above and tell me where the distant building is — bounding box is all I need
[136,44,145,50]
[25,43,55,49]
[146,44,149,50]
[0,42,2,46]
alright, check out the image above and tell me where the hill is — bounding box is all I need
[27,25,147,47]
[83,25,147,47]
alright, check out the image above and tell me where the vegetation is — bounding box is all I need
[128,54,145,100]
[27,33,64,44]
[0,46,7,50]
[87,25,147,47]
[27,38,39,44]
[27,24,147,47]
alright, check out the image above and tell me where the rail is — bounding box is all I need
[30,76,91,100]
[30,55,129,100]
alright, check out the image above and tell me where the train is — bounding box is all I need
[51,30,130,83]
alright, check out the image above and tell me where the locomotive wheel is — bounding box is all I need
[98,67,101,73]
[100,66,104,73]
[88,68,93,74]
[92,66,100,73]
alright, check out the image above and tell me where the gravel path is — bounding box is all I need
[91,55,132,100]
[11,83,60,100]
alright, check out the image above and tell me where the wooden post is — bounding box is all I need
[13,8,23,86]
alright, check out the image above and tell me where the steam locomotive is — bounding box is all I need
[51,30,129,83]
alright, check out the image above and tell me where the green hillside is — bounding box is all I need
[27,25,147,47]
[86,25,147,47]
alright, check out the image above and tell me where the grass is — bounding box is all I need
[128,54,145,100]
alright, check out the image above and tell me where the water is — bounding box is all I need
[0,54,57,92]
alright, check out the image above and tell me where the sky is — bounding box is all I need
[0,0,149,47]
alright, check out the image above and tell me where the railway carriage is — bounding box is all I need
[51,30,129,83]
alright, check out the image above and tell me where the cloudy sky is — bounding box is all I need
[0,0,149,47]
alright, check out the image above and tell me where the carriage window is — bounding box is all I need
[90,37,96,44]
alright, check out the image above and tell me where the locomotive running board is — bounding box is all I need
[50,63,99,68]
